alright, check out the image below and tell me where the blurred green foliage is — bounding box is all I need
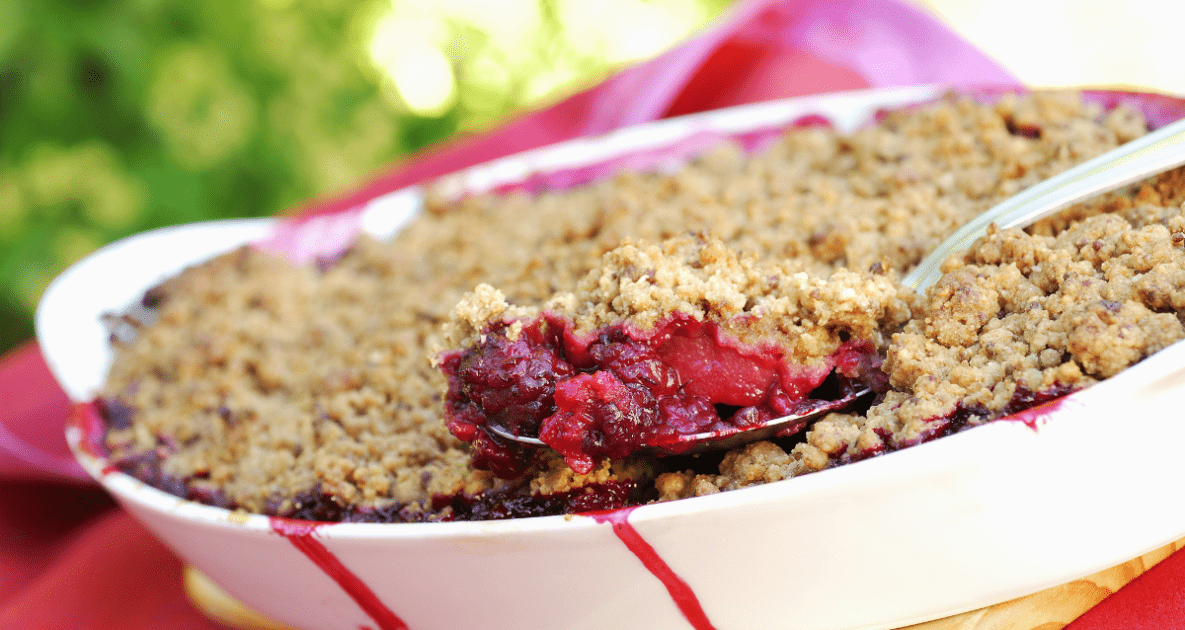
[0,0,731,354]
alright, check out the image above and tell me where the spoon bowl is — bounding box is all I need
[487,386,873,455]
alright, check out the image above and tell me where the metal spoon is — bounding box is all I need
[487,385,871,456]
[903,115,1185,292]
[489,114,1185,456]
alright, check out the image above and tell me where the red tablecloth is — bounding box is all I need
[3,1,1181,627]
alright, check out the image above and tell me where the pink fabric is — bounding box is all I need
[0,343,88,485]
[4,0,1175,627]
[1067,548,1185,629]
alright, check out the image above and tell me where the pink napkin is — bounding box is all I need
[5,1,1172,628]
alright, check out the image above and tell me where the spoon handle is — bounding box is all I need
[903,115,1185,292]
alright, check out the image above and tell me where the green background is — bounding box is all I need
[0,0,732,355]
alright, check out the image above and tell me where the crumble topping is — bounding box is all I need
[96,91,1185,519]
[444,234,911,366]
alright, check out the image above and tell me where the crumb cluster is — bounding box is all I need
[444,233,911,368]
[98,92,1185,518]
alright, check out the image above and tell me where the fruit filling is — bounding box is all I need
[441,312,885,476]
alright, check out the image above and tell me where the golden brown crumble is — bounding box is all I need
[443,233,911,367]
[98,91,1185,516]
[529,454,657,496]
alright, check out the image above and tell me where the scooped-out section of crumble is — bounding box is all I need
[438,234,911,476]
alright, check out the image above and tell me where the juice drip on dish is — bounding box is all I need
[589,507,718,630]
[269,517,409,630]
[1000,385,1077,431]
[71,402,117,474]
